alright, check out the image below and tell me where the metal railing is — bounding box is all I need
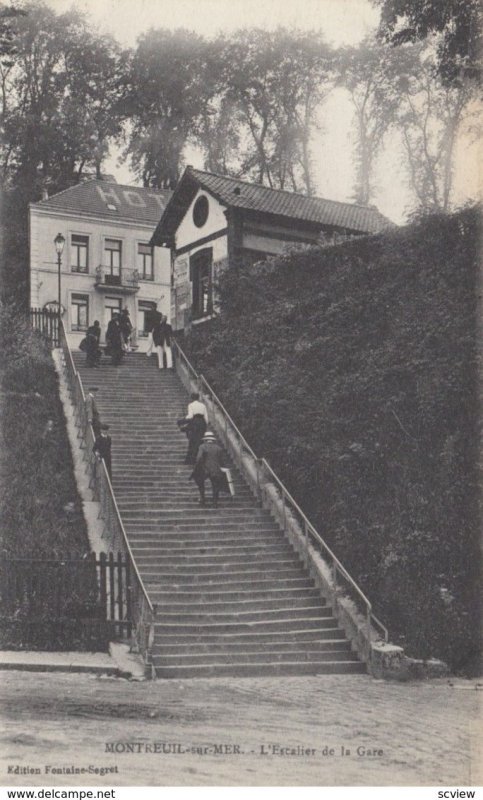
[95,265,140,291]
[59,321,156,669]
[172,337,388,646]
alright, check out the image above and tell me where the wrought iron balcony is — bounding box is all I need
[95,266,140,293]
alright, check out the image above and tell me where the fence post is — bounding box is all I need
[99,552,107,617]
[125,557,132,639]
[256,458,261,506]
[332,561,338,614]
[108,552,116,622]
[366,606,372,651]
[303,519,309,565]
[117,551,123,630]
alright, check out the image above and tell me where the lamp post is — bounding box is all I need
[54,232,65,344]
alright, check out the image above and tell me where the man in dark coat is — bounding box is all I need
[190,430,226,507]
[106,314,123,366]
[85,323,102,367]
[152,314,173,369]
[146,305,162,357]
[119,308,133,351]
[91,320,101,343]
[93,423,112,479]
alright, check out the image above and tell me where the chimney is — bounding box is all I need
[41,188,48,200]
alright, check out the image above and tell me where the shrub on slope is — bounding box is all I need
[0,304,89,556]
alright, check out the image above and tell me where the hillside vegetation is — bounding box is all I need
[0,305,89,556]
[183,207,481,674]
[0,306,99,650]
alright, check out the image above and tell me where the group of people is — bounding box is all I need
[87,385,229,506]
[178,393,230,507]
[82,305,173,370]
[82,308,133,367]
[83,318,229,506]
[106,308,133,366]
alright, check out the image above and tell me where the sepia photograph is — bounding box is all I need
[0,0,481,792]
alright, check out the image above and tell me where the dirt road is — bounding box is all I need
[0,670,480,786]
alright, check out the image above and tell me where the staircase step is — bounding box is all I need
[153,617,338,634]
[148,628,345,644]
[154,638,351,655]
[146,577,315,593]
[154,661,366,678]
[153,649,356,666]
[149,597,324,614]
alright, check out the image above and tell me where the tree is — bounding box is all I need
[0,1,123,308]
[374,0,482,84]
[339,39,406,205]
[121,29,212,188]
[395,47,476,214]
[1,1,122,194]
[191,40,243,177]
[210,28,334,193]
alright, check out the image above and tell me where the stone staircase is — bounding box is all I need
[73,351,365,678]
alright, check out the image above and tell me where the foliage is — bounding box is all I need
[394,46,477,214]
[120,28,213,188]
[374,0,482,84]
[338,39,410,205]
[212,28,334,193]
[0,186,29,308]
[1,0,122,194]
[0,303,90,557]
[183,207,481,674]
[122,26,334,193]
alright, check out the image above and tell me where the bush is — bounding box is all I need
[0,304,89,557]
[183,207,481,675]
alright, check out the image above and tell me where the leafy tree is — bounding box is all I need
[1,1,122,194]
[394,46,476,214]
[121,28,212,188]
[338,39,407,205]
[374,0,482,84]
[214,28,334,193]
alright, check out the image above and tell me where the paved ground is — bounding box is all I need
[0,670,480,786]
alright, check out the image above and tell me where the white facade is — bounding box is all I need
[30,184,171,352]
[171,189,229,330]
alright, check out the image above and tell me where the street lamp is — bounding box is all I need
[54,232,65,340]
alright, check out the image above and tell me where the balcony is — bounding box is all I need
[95,266,140,293]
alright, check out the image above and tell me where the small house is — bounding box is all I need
[150,167,392,331]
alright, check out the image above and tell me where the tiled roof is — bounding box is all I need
[151,167,394,244]
[32,179,171,225]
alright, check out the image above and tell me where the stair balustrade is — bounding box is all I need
[172,338,388,655]
[59,321,156,672]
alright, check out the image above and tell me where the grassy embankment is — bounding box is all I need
[0,304,101,649]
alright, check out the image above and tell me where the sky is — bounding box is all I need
[43,0,481,223]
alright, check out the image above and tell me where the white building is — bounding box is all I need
[29,179,172,351]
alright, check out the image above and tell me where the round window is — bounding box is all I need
[193,195,209,228]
